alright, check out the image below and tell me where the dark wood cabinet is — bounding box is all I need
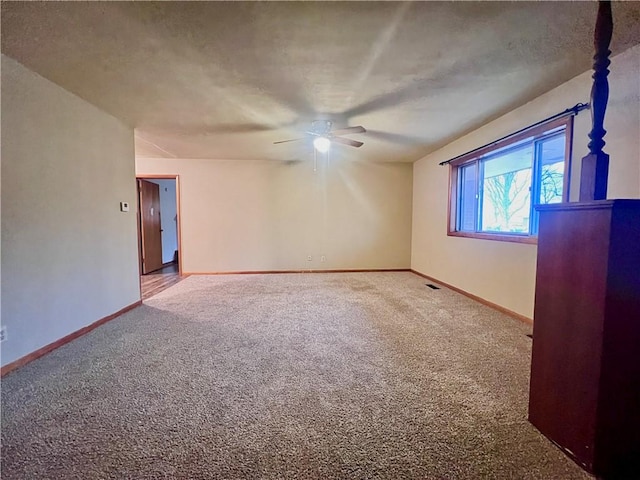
[529,199,640,478]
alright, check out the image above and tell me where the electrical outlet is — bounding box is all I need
[0,326,7,343]
[321,255,326,262]
[307,255,313,262]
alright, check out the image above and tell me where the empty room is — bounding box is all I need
[2,1,639,479]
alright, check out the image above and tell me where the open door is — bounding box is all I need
[138,179,163,274]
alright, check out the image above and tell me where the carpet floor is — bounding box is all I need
[1,272,591,479]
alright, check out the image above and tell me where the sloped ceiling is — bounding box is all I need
[2,1,639,162]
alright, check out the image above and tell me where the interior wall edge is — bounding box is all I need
[410,269,533,326]
[0,301,142,378]
[183,268,412,276]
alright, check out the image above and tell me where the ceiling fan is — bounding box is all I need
[273,120,366,152]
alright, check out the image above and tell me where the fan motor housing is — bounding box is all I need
[311,120,332,135]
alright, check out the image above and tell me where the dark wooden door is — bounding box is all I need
[138,179,163,274]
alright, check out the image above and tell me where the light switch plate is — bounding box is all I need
[120,201,130,212]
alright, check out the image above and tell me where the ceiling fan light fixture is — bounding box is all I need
[313,136,331,153]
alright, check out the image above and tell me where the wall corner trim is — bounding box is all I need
[182,268,412,275]
[410,269,533,325]
[1,300,143,377]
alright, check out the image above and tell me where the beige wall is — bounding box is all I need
[1,55,140,367]
[136,157,413,273]
[412,45,640,319]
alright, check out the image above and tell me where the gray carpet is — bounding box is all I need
[1,272,591,479]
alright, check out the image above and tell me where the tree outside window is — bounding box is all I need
[449,120,570,242]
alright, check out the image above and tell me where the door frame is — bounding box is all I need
[136,174,183,276]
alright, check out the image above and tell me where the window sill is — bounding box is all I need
[447,230,538,245]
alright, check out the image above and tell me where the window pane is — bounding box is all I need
[458,163,477,231]
[537,133,565,205]
[480,144,532,234]
[450,122,569,241]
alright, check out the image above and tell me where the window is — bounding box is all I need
[448,117,572,243]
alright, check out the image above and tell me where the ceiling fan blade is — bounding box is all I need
[273,138,307,144]
[331,126,367,136]
[330,136,364,148]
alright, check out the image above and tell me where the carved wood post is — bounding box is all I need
[579,0,612,201]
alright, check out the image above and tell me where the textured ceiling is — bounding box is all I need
[2,1,640,163]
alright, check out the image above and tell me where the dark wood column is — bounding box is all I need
[529,200,640,477]
[579,1,612,202]
[528,2,640,477]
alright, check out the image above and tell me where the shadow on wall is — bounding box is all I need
[265,159,412,269]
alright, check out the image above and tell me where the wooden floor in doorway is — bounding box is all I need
[141,263,186,301]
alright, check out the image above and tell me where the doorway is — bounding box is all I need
[136,175,184,299]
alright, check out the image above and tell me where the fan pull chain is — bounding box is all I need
[314,148,317,173]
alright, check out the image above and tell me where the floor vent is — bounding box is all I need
[425,284,440,290]
[526,334,533,339]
